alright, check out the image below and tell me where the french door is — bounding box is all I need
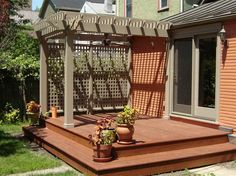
[172,36,217,120]
[194,36,217,120]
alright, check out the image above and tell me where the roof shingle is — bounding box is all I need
[162,0,236,27]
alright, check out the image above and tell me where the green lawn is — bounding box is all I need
[36,171,80,176]
[0,122,62,175]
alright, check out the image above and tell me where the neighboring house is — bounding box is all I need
[12,0,39,24]
[13,10,39,24]
[81,1,116,15]
[39,0,106,18]
[116,0,218,20]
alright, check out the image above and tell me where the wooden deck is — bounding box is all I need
[23,114,236,176]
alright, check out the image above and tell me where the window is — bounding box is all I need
[181,0,200,12]
[126,0,132,17]
[159,0,168,10]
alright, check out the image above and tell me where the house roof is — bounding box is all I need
[51,0,105,11]
[162,0,236,28]
[12,10,39,24]
[81,1,116,15]
[39,0,106,18]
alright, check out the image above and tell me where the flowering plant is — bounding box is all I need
[116,105,139,126]
[26,101,40,114]
[89,118,115,146]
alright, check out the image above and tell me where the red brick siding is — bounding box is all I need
[131,36,167,117]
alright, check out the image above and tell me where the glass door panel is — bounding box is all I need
[173,38,192,114]
[194,37,217,120]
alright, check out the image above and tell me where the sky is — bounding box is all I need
[32,0,44,10]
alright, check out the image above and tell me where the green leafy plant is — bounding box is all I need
[0,103,20,124]
[116,105,139,126]
[89,118,115,146]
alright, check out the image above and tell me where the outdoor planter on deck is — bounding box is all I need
[115,106,139,145]
[89,118,116,162]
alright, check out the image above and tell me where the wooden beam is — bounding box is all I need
[35,12,172,39]
[36,32,49,114]
[127,46,132,107]
[88,44,93,114]
[64,31,74,128]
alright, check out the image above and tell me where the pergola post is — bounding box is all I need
[127,46,132,107]
[38,33,48,114]
[64,31,74,128]
[88,44,93,114]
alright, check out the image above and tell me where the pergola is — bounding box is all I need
[34,11,171,128]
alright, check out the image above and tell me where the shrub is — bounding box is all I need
[0,103,20,124]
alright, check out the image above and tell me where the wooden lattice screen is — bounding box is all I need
[47,43,129,112]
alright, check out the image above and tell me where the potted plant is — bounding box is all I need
[89,118,116,162]
[115,105,139,144]
[26,101,40,125]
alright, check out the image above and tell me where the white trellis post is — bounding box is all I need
[88,43,93,114]
[64,31,74,128]
[38,32,48,114]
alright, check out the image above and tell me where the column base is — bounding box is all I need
[63,123,74,128]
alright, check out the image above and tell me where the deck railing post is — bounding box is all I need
[64,31,74,128]
[37,32,48,114]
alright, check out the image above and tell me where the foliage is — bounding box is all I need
[26,101,40,114]
[9,0,29,16]
[116,105,139,126]
[0,27,40,81]
[0,0,10,37]
[0,0,29,39]
[0,103,20,124]
[0,124,62,175]
[89,118,115,145]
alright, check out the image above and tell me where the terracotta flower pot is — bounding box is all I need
[116,124,135,144]
[93,144,113,162]
[51,106,57,118]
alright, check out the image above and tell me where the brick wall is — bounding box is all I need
[131,36,167,117]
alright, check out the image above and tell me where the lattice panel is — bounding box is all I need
[93,46,129,108]
[47,43,129,112]
[47,43,65,110]
[73,45,90,110]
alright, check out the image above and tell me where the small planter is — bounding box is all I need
[51,106,57,118]
[27,113,39,125]
[93,144,113,162]
[116,124,135,145]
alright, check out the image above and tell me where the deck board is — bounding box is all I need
[24,126,236,176]
[47,115,229,145]
[23,114,236,176]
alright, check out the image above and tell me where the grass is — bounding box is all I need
[0,122,62,176]
[35,171,80,176]
[0,122,28,134]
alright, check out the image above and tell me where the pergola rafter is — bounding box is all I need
[35,12,171,39]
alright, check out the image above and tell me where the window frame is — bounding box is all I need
[125,0,132,17]
[159,0,168,11]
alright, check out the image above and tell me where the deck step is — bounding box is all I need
[23,126,236,176]
[45,118,229,157]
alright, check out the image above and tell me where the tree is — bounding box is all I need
[0,0,29,46]
[0,0,39,119]
[0,0,10,37]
